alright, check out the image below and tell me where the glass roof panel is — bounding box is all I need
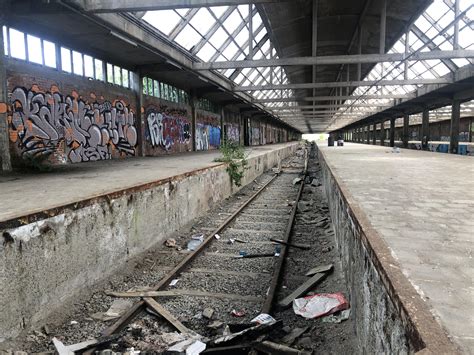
[223,9,242,34]
[174,25,201,50]
[208,27,228,48]
[210,6,229,18]
[222,41,239,59]
[143,10,181,35]
[189,8,215,35]
[197,42,217,61]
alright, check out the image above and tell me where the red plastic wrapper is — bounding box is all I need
[293,292,349,319]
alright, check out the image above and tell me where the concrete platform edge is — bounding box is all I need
[316,144,459,354]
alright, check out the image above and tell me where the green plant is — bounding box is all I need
[215,141,249,187]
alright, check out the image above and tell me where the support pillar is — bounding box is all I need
[421,109,429,150]
[191,91,198,151]
[372,124,376,145]
[0,13,12,171]
[366,126,370,144]
[450,99,461,154]
[134,70,145,157]
[402,113,409,148]
[220,106,225,144]
[389,118,395,147]
[380,122,385,146]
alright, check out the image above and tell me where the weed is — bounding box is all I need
[214,141,249,187]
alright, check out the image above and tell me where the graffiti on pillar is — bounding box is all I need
[196,123,221,150]
[250,127,260,146]
[145,107,191,151]
[8,86,137,163]
[225,124,240,143]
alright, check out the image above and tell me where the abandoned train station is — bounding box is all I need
[0,0,473,353]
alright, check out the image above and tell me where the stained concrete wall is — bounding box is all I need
[316,145,416,354]
[0,143,298,342]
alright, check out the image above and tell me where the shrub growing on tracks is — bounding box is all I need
[214,141,248,187]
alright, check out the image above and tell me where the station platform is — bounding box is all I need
[318,142,473,353]
[0,143,295,226]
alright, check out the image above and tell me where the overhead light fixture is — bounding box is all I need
[110,31,138,47]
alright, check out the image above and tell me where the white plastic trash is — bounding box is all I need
[293,292,349,319]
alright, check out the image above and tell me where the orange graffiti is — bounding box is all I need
[0,102,7,114]
[9,129,18,143]
[50,85,60,94]
[71,140,80,149]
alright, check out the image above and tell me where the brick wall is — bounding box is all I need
[6,60,138,166]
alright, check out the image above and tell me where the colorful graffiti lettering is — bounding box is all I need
[145,108,191,150]
[251,127,260,146]
[196,123,221,151]
[9,86,137,163]
[225,124,240,143]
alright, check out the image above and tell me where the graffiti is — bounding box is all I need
[9,86,137,163]
[250,127,260,146]
[225,124,240,143]
[145,108,191,150]
[196,123,221,151]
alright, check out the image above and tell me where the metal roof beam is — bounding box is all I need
[253,94,413,103]
[193,50,474,70]
[82,0,285,13]
[236,78,453,91]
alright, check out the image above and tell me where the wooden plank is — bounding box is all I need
[277,268,333,309]
[270,238,311,250]
[305,264,334,276]
[106,289,262,302]
[143,298,191,334]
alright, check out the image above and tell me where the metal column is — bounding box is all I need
[0,12,12,171]
[389,118,395,147]
[402,113,409,148]
[372,124,377,145]
[450,100,461,154]
[380,122,385,146]
[421,109,429,150]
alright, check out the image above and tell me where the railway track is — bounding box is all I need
[61,148,309,353]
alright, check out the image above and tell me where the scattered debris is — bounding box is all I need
[214,234,221,240]
[280,327,309,345]
[52,338,74,355]
[165,238,177,248]
[144,298,197,335]
[293,293,349,319]
[231,310,245,317]
[234,238,248,243]
[167,338,206,354]
[254,340,311,355]
[234,253,275,259]
[212,319,280,346]
[42,325,50,335]
[292,177,303,185]
[227,238,235,244]
[202,308,214,320]
[270,238,311,250]
[169,279,180,287]
[187,234,204,251]
[251,313,275,325]
[295,336,312,349]
[69,320,78,325]
[322,309,351,323]
[91,299,134,321]
[278,265,334,309]
[305,264,334,276]
[207,321,224,330]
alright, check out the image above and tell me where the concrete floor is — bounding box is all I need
[0,143,293,223]
[319,142,474,353]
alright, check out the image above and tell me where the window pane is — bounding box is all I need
[61,47,71,72]
[189,8,215,35]
[122,68,129,87]
[114,66,122,85]
[154,80,160,97]
[27,34,42,64]
[43,40,56,68]
[94,59,103,80]
[2,26,8,56]
[9,28,26,60]
[72,51,83,76]
[174,25,201,50]
[84,55,94,77]
[208,27,228,48]
[147,77,153,95]
[107,63,114,83]
[142,77,148,94]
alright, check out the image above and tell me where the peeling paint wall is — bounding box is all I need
[0,143,299,341]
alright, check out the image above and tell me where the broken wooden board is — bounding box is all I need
[305,264,334,276]
[280,326,309,345]
[277,265,333,309]
[253,340,312,355]
[106,289,261,302]
[270,238,311,250]
[143,298,192,334]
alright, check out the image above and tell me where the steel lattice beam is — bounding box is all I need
[193,50,474,70]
